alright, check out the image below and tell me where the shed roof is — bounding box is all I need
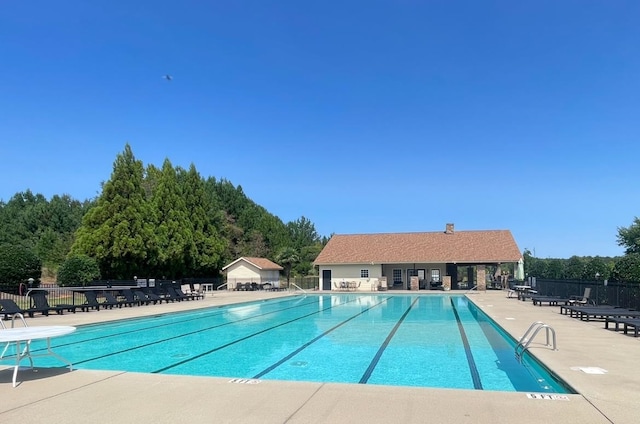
[222,257,283,271]
[313,230,522,265]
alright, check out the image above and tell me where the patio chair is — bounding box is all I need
[81,291,102,312]
[175,287,198,300]
[29,291,77,315]
[144,290,166,304]
[133,290,156,305]
[377,279,388,291]
[605,317,640,337]
[103,292,129,308]
[568,288,592,305]
[121,289,143,306]
[531,295,571,306]
[0,299,47,319]
[167,286,190,301]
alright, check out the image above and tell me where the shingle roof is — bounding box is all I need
[313,230,522,265]
[222,257,284,271]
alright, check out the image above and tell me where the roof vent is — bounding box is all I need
[445,223,454,234]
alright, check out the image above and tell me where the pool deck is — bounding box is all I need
[1,289,637,423]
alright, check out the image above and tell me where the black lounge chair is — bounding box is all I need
[103,292,126,308]
[0,299,48,319]
[605,317,640,337]
[561,305,640,321]
[166,286,190,301]
[144,291,167,304]
[96,291,123,309]
[531,295,571,306]
[121,289,143,306]
[81,291,101,312]
[30,291,77,315]
[104,292,133,308]
[175,287,200,300]
[132,290,155,305]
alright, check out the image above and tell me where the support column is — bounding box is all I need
[443,275,451,291]
[477,265,487,291]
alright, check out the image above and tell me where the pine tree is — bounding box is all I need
[71,144,154,279]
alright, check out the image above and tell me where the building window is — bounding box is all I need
[360,269,369,278]
[431,269,441,282]
[393,269,402,283]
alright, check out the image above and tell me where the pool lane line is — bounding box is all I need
[63,297,339,367]
[450,297,483,390]
[32,297,323,356]
[252,296,392,379]
[152,296,393,374]
[359,296,419,384]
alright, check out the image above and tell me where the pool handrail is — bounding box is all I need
[289,283,307,294]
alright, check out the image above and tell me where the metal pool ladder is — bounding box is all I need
[515,321,557,362]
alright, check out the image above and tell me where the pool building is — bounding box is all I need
[314,223,523,291]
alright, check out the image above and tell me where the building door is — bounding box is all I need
[417,269,426,289]
[322,270,332,290]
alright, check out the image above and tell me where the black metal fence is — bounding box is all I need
[532,279,640,310]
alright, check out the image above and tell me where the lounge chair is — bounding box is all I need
[531,295,571,306]
[562,305,640,321]
[0,299,47,319]
[103,291,132,308]
[29,291,77,315]
[175,287,199,300]
[166,286,190,301]
[81,291,102,312]
[133,290,156,305]
[145,291,167,304]
[121,289,143,306]
[605,317,640,337]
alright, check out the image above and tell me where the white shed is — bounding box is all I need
[222,257,283,291]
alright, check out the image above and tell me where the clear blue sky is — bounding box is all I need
[1,1,638,259]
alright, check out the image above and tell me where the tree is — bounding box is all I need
[57,255,101,286]
[275,247,299,287]
[617,217,640,255]
[0,244,41,287]
[178,164,226,276]
[287,216,320,249]
[564,256,585,280]
[71,144,155,279]
[147,158,192,277]
[612,253,640,282]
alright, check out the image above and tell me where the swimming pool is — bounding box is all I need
[14,294,573,393]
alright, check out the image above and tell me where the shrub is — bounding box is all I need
[0,244,42,289]
[57,255,101,287]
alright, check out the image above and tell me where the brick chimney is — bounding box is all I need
[445,223,455,234]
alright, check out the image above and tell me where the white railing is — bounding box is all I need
[216,282,228,290]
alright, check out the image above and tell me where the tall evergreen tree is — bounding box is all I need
[147,158,192,278]
[180,165,226,276]
[71,144,154,279]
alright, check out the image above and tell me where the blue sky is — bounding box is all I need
[1,1,638,259]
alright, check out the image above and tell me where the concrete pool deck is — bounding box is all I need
[0,290,637,423]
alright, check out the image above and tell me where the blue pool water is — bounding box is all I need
[10,294,574,393]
